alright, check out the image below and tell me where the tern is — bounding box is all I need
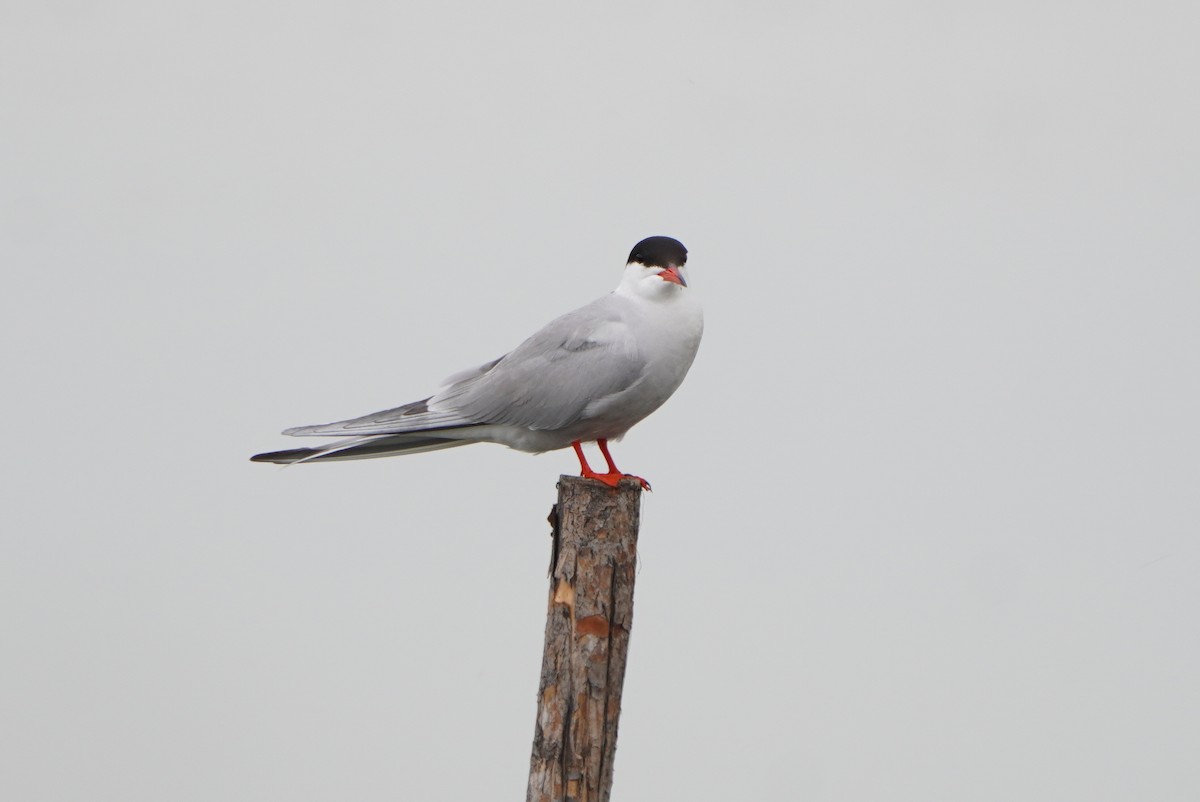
[250,236,703,489]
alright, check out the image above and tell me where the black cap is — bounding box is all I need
[627,236,688,268]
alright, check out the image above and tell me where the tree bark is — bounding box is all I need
[527,475,643,802]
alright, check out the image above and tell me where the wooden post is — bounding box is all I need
[527,475,643,802]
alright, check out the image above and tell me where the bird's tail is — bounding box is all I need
[249,432,480,465]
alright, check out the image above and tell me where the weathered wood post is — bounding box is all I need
[527,475,643,802]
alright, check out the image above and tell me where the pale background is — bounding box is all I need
[2,2,1197,800]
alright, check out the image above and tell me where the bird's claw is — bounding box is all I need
[581,469,651,492]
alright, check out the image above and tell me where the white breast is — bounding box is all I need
[580,284,703,436]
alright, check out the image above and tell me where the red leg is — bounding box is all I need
[597,438,620,473]
[596,439,651,491]
[572,440,648,490]
[571,441,594,474]
[572,439,619,488]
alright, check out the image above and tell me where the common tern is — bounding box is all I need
[250,236,703,489]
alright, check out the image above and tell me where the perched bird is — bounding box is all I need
[251,236,703,489]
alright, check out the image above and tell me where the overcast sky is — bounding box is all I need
[3,1,1198,800]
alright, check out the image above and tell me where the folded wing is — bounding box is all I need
[436,301,646,431]
[279,297,646,438]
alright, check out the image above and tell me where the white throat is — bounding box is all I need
[614,262,690,301]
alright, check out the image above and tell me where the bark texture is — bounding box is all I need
[527,475,643,802]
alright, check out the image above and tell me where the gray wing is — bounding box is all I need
[281,395,479,437]
[284,296,645,437]
[282,355,504,436]
[436,296,646,431]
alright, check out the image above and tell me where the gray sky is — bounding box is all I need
[3,1,1198,800]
